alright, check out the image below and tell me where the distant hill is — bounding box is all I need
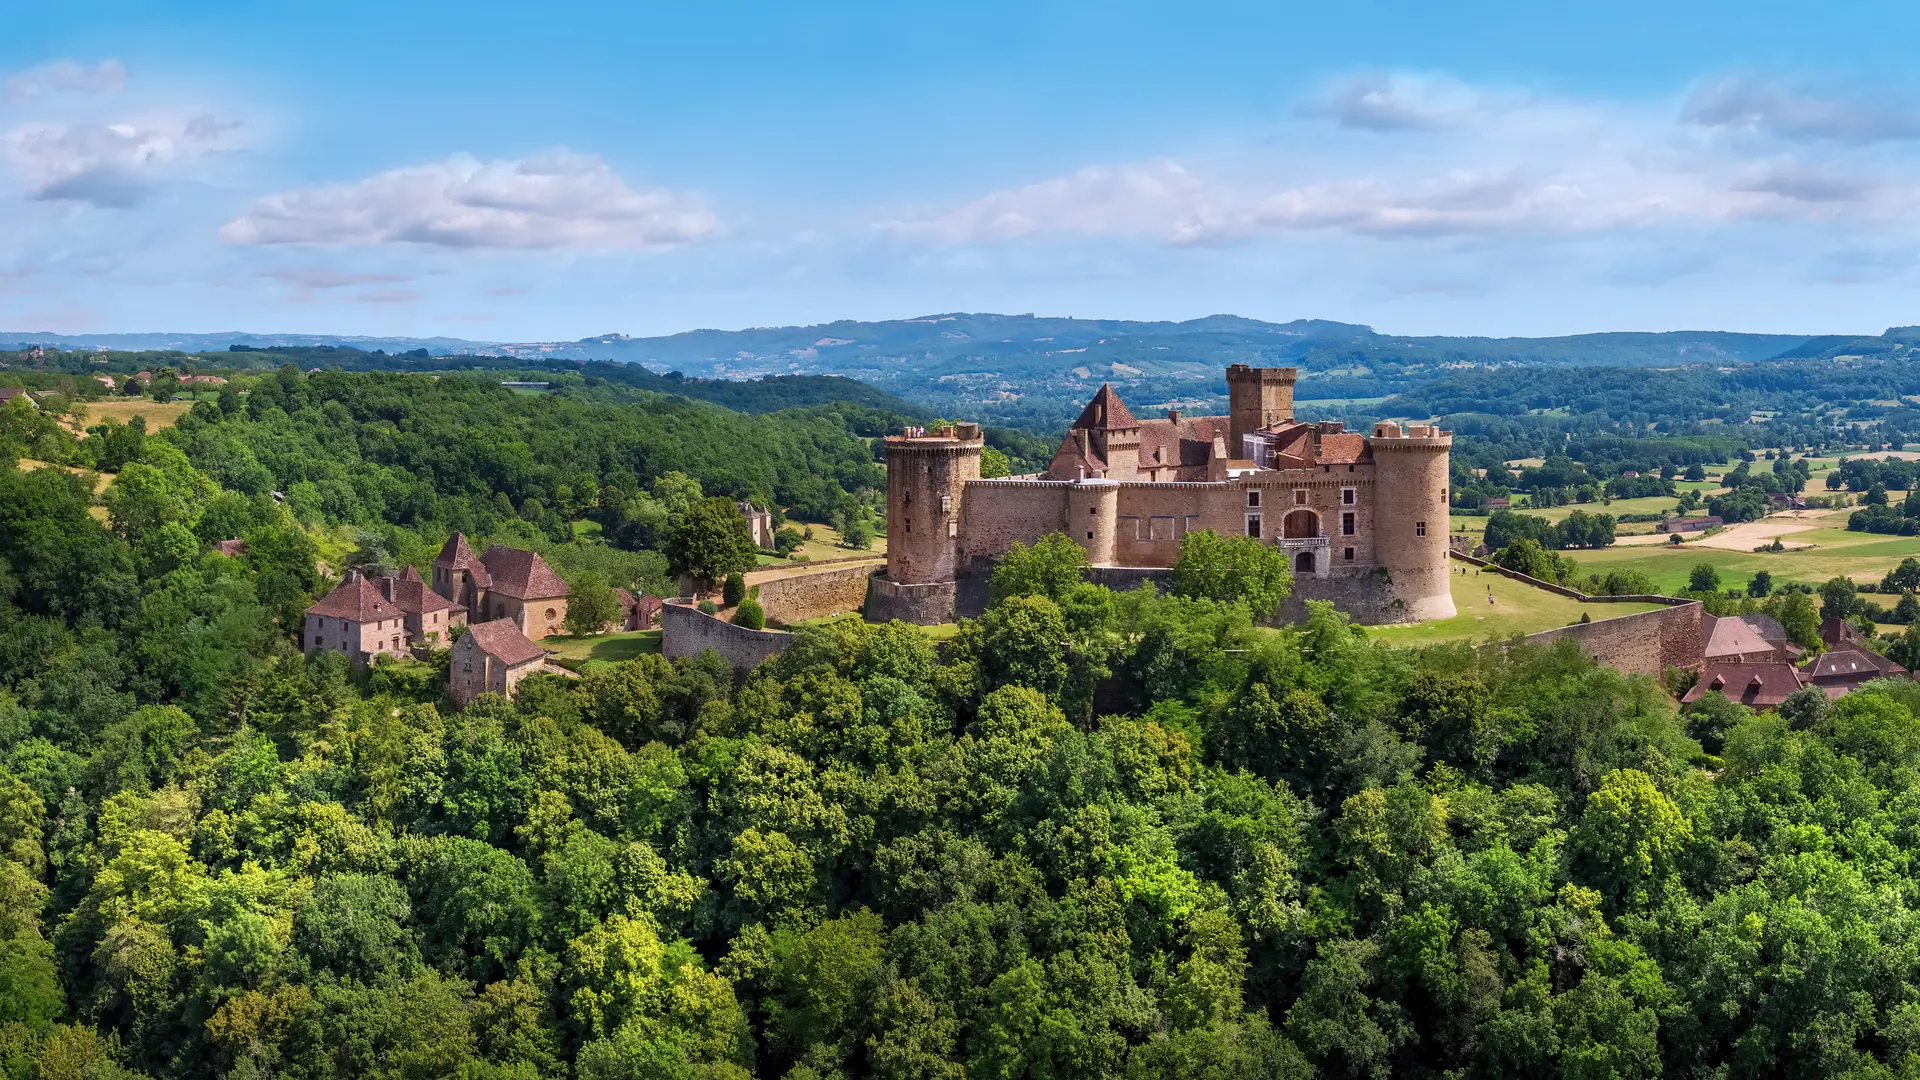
[5,313,1834,427]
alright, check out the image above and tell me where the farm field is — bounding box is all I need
[1573,508,1920,593]
[1365,567,1665,647]
[79,399,194,431]
[753,519,886,568]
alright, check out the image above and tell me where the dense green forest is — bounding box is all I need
[13,371,1920,1078]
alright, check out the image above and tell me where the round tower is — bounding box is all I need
[884,424,983,586]
[1368,422,1456,621]
[1066,478,1119,565]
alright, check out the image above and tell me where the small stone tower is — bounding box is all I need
[1369,421,1456,621]
[883,423,983,587]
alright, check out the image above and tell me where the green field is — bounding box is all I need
[1573,513,1920,593]
[1364,568,1665,647]
[538,629,662,668]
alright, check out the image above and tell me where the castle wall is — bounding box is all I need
[867,577,960,624]
[958,480,1070,563]
[1274,568,1413,625]
[753,564,879,624]
[1525,602,1706,676]
[660,600,793,670]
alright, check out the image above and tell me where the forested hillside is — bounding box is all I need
[9,373,1920,1077]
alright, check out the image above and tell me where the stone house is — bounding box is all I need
[615,589,663,631]
[303,571,412,664]
[739,501,774,549]
[431,533,570,640]
[377,566,466,646]
[1801,646,1908,699]
[1656,516,1722,534]
[1681,662,1808,710]
[449,619,547,706]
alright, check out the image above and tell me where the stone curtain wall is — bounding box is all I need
[660,601,793,670]
[867,577,960,624]
[753,564,878,624]
[1525,602,1707,676]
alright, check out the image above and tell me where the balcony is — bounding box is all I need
[1275,535,1330,551]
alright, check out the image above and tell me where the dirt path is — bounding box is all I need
[1612,511,1831,550]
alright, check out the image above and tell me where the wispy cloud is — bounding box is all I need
[5,59,127,102]
[889,71,1920,247]
[1309,72,1514,132]
[1683,76,1920,142]
[6,112,242,207]
[221,153,718,249]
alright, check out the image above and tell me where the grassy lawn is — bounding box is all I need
[538,629,662,668]
[1364,567,1666,648]
[1571,509,1920,592]
[79,399,195,431]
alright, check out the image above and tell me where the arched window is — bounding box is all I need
[1294,550,1316,573]
[1283,509,1319,539]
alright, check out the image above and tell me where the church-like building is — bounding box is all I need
[866,364,1455,625]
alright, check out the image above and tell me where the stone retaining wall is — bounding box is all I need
[753,563,878,624]
[1524,602,1706,676]
[660,601,792,670]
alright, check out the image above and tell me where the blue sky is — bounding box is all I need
[5,0,1920,340]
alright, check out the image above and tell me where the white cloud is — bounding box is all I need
[891,71,1920,247]
[1684,76,1920,142]
[1310,72,1512,132]
[221,153,718,249]
[259,267,412,290]
[5,59,127,102]
[6,112,242,207]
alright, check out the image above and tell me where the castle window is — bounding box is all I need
[1246,515,1262,538]
[904,519,911,533]
[1323,465,1331,473]
[546,608,556,620]
[948,521,957,537]
[940,495,951,513]
[1293,489,1307,505]
[1348,464,1355,472]
[1415,521,1427,536]
[1247,489,1260,508]
[1087,531,1094,540]
[1344,547,1355,561]
[904,490,911,506]
[1343,512,1355,535]
[1342,488,1356,505]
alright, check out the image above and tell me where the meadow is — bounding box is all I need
[1363,564,1665,647]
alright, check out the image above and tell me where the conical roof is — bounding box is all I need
[1072,384,1138,431]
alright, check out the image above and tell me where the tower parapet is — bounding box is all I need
[1367,421,1455,621]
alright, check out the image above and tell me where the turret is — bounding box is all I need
[1227,365,1298,455]
[884,423,983,586]
[1368,422,1456,621]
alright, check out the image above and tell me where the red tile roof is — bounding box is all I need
[307,572,401,622]
[433,532,490,588]
[1072,384,1138,431]
[1046,428,1107,478]
[479,545,569,600]
[1132,415,1233,475]
[1682,661,1808,708]
[1801,646,1906,680]
[463,619,546,666]
[213,538,245,557]
[1704,616,1781,661]
[378,573,462,615]
[1317,432,1372,465]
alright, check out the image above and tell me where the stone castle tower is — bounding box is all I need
[1368,422,1455,622]
[869,423,983,623]
[1227,364,1297,455]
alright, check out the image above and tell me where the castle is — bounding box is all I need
[866,364,1455,625]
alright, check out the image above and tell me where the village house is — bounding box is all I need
[377,566,466,646]
[614,589,663,631]
[1656,516,1722,534]
[1681,662,1809,710]
[303,571,412,664]
[431,533,570,639]
[0,388,35,407]
[449,620,547,706]
[1802,646,1908,699]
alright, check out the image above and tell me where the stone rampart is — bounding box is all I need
[753,563,878,624]
[1275,568,1412,625]
[866,576,959,624]
[660,601,792,670]
[1524,602,1706,676]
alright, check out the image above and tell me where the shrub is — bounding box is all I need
[697,600,718,615]
[722,573,746,607]
[734,596,765,629]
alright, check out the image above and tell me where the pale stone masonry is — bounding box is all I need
[449,619,547,705]
[431,533,570,640]
[873,364,1456,625]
